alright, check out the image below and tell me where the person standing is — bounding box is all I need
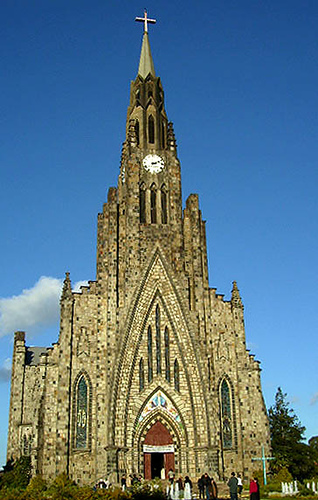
[210,477,218,500]
[184,476,192,500]
[121,475,127,491]
[198,475,205,499]
[168,468,175,484]
[227,472,238,500]
[237,474,243,497]
[177,477,184,498]
[203,472,211,500]
[249,478,259,500]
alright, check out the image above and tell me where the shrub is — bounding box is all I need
[46,472,77,500]
[0,456,32,491]
[22,475,48,500]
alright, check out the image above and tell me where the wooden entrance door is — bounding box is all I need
[143,421,175,479]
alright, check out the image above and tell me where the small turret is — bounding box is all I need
[231,280,244,311]
[60,272,72,302]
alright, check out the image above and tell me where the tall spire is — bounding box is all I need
[135,10,156,78]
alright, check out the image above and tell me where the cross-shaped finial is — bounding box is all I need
[135,9,156,34]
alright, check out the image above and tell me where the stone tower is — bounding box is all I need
[7,14,271,485]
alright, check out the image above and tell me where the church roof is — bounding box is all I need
[137,32,156,79]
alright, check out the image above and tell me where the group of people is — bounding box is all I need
[198,473,218,499]
[120,473,143,490]
[227,471,260,500]
[167,470,193,500]
[117,469,260,500]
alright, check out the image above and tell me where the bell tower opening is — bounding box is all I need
[143,421,175,480]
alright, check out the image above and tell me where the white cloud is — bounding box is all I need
[0,358,12,382]
[310,392,318,405]
[0,276,88,338]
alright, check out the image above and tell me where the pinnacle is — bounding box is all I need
[61,271,72,301]
[231,280,243,310]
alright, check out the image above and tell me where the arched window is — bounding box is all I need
[156,305,161,374]
[164,327,170,382]
[161,185,167,224]
[174,359,180,392]
[220,379,233,448]
[148,115,155,144]
[135,119,140,146]
[76,375,88,449]
[151,185,157,223]
[139,358,144,392]
[161,121,166,148]
[140,183,146,223]
[148,326,153,382]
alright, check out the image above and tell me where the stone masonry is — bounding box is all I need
[7,24,271,486]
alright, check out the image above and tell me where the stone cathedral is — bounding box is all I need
[7,14,271,486]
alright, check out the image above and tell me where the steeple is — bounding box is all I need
[138,32,156,78]
[135,9,156,78]
[122,10,171,155]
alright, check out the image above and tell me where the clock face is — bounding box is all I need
[143,154,165,174]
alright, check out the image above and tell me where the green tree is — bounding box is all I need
[309,436,318,454]
[268,387,317,481]
[0,456,32,491]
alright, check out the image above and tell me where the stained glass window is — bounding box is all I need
[174,359,179,392]
[156,305,161,374]
[221,379,232,448]
[165,327,170,382]
[76,376,88,449]
[148,326,153,382]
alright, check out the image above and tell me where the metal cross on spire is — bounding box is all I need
[135,9,156,34]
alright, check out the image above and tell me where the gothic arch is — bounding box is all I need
[109,247,214,458]
[132,387,188,474]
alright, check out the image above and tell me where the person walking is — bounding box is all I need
[227,472,238,500]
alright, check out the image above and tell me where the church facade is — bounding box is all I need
[7,18,271,485]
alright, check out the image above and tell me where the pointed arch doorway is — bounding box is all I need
[143,421,175,479]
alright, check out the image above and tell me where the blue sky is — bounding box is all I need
[1,0,317,468]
